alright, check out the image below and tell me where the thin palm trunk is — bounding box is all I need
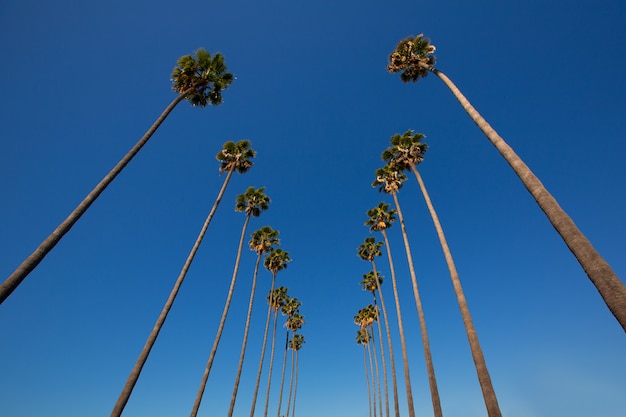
[276,330,290,417]
[263,306,280,417]
[411,165,501,417]
[285,339,296,417]
[364,344,373,417]
[380,229,415,417]
[291,349,300,417]
[190,213,252,417]
[227,253,263,417]
[372,296,390,417]
[367,337,377,417]
[371,262,400,417]
[369,325,383,417]
[249,274,277,417]
[1,90,193,305]
[432,68,626,331]
[391,193,442,417]
[110,167,233,417]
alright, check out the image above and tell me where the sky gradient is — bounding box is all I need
[1,1,625,416]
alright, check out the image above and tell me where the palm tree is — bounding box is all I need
[190,186,270,417]
[358,239,400,417]
[110,139,253,417]
[360,270,390,417]
[287,333,304,417]
[373,163,442,417]
[227,226,280,417]
[356,326,374,417]
[388,34,626,331]
[263,286,289,417]
[250,249,291,417]
[383,129,501,416]
[365,203,415,417]
[358,305,383,417]
[1,48,234,305]
[278,304,303,417]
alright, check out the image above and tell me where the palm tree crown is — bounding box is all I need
[171,48,234,106]
[236,186,270,217]
[365,203,397,232]
[360,270,383,293]
[382,130,428,171]
[372,165,407,194]
[264,248,292,276]
[387,34,436,83]
[217,140,256,174]
[250,226,280,255]
[357,237,384,262]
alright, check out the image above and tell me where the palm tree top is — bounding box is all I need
[286,312,305,332]
[355,305,378,329]
[264,248,292,275]
[171,48,234,106]
[356,328,371,345]
[249,226,280,255]
[360,270,383,293]
[372,164,407,194]
[387,34,436,83]
[268,286,288,311]
[382,130,429,171]
[281,296,302,317]
[235,186,270,217]
[365,202,397,232]
[357,236,384,262]
[217,140,256,174]
[289,334,305,351]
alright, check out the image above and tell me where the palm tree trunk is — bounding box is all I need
[364,344,373,417]
[380,229,416,417]
[1,90,192,305]
[249,274,277,417]
[432,68,626,331]
[190,213,252,417]
[262,308,280,417]
[372,296,390,417]
[369,325,383,417]
[367,336,377,417]
[371,262,400,417]
[276,330,290,417]
[391,193,442,417]
[410,165,502,417]
[291,349,299,417]
[110,166,233,417]
[227,253,263,417]
[285,340,296,417]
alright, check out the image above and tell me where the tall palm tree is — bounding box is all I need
[365,203,415,417]
[263,286,289,417]
[356,327,374,417]
[287,333,304,417]
[358,239,400,417]
[110,140,253,417]
[383,129,501,417]
[373,164,442,417]
[1,49,234,305]
[190,186,271,417]
[250,249,291,417]
[388,34,626,331]
[360,270,390,417]
[278,304,303,417]
[227,226,280,417]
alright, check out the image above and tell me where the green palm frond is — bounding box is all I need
[387,34,436,83]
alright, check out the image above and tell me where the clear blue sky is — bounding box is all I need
[1,1,625,416]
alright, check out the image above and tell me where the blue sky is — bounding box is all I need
[1,1,625,416]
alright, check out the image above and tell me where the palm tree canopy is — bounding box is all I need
[372,164,407,194]
[289,334,305,351]
[264,248,292,275]
[250,226,280,255]
[357,237,383,262]
[268,286,288,312]
[281,296,302,317]
[360,270,383,293]
[356,328,371,345]
[216,140,256,174]
[171,48,234,106]
[382,130,428,171]
[365,202,397,232]
[286,312,305,332]
[354,305,378,329]
[235,186,270,217]
[387,34,436,83]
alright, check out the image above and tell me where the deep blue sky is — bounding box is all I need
[1,1,625,416]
